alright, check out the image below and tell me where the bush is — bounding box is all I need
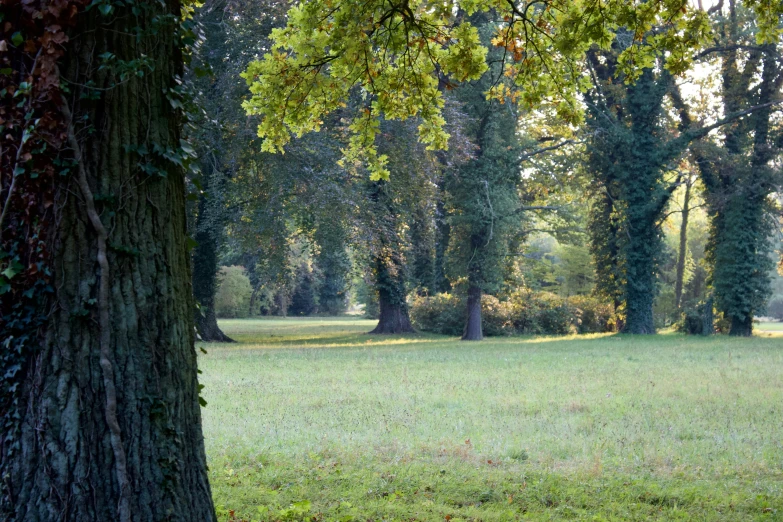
[677,309,705,335]
[506,291,572,335]
[675,295,715,335]
[410,291,613,336]
[409,293,464,335]
[480,294,515,336]
[215,266,253,318]
[528,292,573,335]
[565,295,615,333]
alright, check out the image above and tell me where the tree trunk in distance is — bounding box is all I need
[462,285,483,341]
[369,254,415,334]
[674,178,692,310]
[371,292,415,334]
[701,294,714,335]
[729,314,753,337]
[193,186,234,342]
[2,3,217,520]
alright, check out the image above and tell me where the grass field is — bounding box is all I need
[757,321,783,332]
[201,317,783,521]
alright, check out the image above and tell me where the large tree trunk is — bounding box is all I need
[193,169,234,342]
[462,285,483,341]
[729,310,753,336]
[1,3,216,521]
[367,181,414,334]
[621,221,657,335]
[369,251,415,334]
[674,178,692,310]
[371,293,415,334]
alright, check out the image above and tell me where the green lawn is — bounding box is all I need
[757,321,783,332]
[201,317,783,521]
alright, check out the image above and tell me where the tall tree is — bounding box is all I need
[0,1,215,520]
[674,172,698,311]
[674,1,783,336]
[446,14,524,341]
[366,180,416,333]
[583,30,775,334]
[188,0,282,340]
[192,160,235,341]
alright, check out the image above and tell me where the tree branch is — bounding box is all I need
[517,139,579,164]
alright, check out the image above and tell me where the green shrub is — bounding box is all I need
[677,309,705,335]
[409,293,464,335]
[676,296,715,335]
[507,291,572,335]
[566,295,615,333]
[529,292,573,335]
[480,294,515,336]
[410,291,612,336]
[214,266,253,318]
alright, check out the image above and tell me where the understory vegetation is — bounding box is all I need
[203,318,783,521]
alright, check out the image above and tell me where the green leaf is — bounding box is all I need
[11,32,23,47]
[2,266,19,280]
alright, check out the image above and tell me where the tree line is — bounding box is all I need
[197,0,783,341]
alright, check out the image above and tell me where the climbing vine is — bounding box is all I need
[0,0,85,480]
[0,0,204,511]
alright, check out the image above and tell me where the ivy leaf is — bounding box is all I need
[2,266,19,280]
[11,32,23,47]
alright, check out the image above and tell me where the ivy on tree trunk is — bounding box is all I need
[0,1,216,520]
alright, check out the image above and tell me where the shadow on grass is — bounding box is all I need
[210,317,783,353]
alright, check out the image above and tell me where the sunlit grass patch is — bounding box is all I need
[202,317,783,521]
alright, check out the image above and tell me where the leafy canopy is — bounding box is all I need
[241,0,778,179]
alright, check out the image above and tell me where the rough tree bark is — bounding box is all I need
[1,2,216,521]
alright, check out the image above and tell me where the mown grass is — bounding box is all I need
[201,317,783,521]
[757,321,783,332]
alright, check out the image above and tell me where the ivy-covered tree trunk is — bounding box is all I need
[622,227,657,334]
[193,163,234,342]
[367,181,414,334]
[369,250,415,334]
[588,188,624,326]
[585,56,684,335]
[683,6,781,336]
[1,2,216,521]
